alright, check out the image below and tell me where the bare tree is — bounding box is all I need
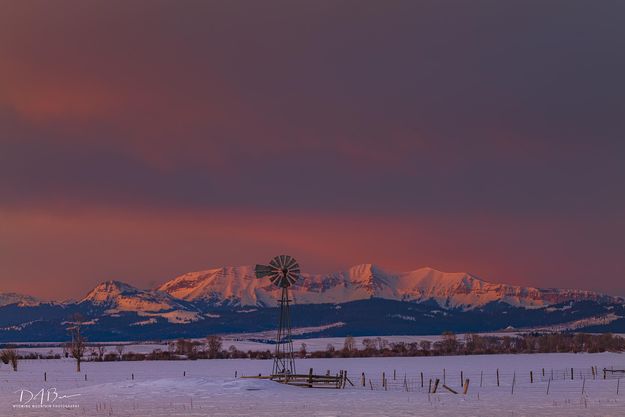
[67,314,86,372]
[96,345,106,361]
[0,348,19,371]
[116,345,125,360]
[206,335,223,359]
[299,342,307,358]
[343,335,356,352]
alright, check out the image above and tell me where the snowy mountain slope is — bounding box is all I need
[80,281,201,323]
[157,264,621,310]
[0,292,42,307]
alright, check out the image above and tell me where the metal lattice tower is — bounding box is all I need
[255,255,300,378]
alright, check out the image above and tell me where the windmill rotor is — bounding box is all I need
[255,255,300,288]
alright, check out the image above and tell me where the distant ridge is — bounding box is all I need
[156,264,621,310]
[1,264,624,342]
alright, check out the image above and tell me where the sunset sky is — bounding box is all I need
[1,1,624,300]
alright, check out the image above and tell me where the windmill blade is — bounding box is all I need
[284,256,297,269]
[269,257,280,269]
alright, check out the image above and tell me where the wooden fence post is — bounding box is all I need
[571,368,574,380]
[308,368,313,388]
[463,379,470,395]
[530,371,533,384]
[546,378,551,395]
[420,372,424,388]
[393,369,396,380]
[362,372,366,387]
[511,372,515,395]
[480,370,483,387]
[460,371,463,387]
[442,384,458,394]
[428,378,432,393]
[496,368,500,387]
[44,372,46,382]
[443,368,446,385]
[432,378,440,394]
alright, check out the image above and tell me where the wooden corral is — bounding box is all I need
[242,368,354,389]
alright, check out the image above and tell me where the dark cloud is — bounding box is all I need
[0,1,624,297]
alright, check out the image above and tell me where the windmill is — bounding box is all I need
[255,255,300,378]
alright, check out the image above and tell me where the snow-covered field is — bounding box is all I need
[1,353,624,416]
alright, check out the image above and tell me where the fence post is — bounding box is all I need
[618,378,620,395]
[511,372,515,395]
[530,371,533,384]
[460,371,463,387]
[443,368,446,385]
[132,373,134,380]
[393,369,396,380]
[463,379,470,395]
[432,378,440,394]
[362,372,366,387]
[308,368,313,388]
[571,368,574,380]
[547,378,551,395]
[582,377,586,395]
[480,370,483,387]
[428,378,432,393]
[496,368,500,387]
[420,372,424,388]
[44,372,46,382]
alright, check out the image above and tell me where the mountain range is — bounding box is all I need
[1,264,623,342]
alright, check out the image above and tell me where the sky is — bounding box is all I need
[1,1,624,300]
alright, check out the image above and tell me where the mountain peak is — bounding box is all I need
[0,292,42,307]
[78,279,202,323]
[157,264,621,310]
[82,280,139,303]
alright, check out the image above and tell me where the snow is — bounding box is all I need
[0,353,624,416]
[80,281,201,323]
[155,264,621,310]
[0,293,42,307]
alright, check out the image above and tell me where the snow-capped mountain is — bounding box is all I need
[80,280,201,323]
[1,265,624,342]
[0,292,42,307]
[157,264,621,310]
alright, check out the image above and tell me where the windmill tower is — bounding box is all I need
[255,255,300,378]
